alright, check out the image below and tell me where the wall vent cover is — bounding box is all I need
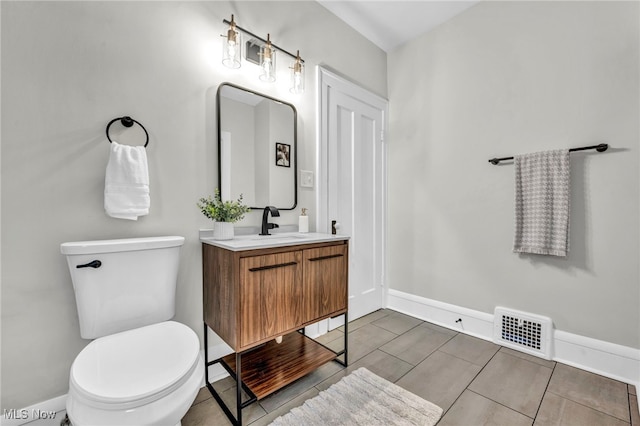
[493,307,552,360]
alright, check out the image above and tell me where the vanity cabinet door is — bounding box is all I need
[302,245,348,323]
[240,251,303,347]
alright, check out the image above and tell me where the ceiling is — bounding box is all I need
[316,1,479,52]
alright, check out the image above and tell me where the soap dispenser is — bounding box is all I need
[299,208,309,233]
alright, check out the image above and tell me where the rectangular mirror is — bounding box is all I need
[217,83,297,210]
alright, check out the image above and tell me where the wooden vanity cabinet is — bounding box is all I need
[202,238,348,424]
[202,239,348,352]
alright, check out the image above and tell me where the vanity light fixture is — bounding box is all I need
[221,14,241,69]
[259,34,276,83]
[220,15,305,92]
[290,50,305,94]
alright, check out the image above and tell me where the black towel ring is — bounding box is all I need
[105,116,149,147]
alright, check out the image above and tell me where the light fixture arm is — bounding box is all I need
[222,18,304,64]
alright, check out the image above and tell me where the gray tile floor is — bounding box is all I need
[184,309,640,426]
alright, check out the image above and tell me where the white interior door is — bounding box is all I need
[318,67,388,326]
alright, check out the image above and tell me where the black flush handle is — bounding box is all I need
[76,260,102,269]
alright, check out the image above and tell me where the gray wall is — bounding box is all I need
[0,1,386,409]
[387,1,639,348]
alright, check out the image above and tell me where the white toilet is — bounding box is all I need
[60,236,203,426]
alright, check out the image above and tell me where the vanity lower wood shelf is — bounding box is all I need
[201,236,349,425]
[221,332,337,400]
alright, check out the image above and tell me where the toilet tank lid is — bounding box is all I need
[61,236,185,255]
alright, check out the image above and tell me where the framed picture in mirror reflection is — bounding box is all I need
[276,142,291,168]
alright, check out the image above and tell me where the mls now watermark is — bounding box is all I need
[3,408,57,420]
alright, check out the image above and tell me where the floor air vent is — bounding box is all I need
[493,307,552,360]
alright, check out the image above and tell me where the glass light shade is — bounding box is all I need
[222,28,241,69]
[290,55,304,94]
[259,42,276,82]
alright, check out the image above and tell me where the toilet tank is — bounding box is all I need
[60,236,185,339]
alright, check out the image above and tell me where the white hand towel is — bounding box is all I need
[104,141,150,220]
[513,149,570,256]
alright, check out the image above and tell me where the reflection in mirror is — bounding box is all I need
[217,83,297,210]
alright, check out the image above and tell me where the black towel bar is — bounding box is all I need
[488,143,608,165]
[106,116,149,147]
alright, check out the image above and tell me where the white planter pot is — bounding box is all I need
[213,222,234,240]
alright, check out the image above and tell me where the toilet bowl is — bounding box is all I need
[67,321,203,426]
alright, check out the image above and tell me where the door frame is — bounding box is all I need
[316,66,389,330]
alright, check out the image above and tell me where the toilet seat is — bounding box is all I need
[70,321,200,410]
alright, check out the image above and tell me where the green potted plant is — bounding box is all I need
[197,189,250,240]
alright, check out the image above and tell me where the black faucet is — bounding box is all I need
[259,206,280,235]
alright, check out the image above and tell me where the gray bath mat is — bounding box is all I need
[269,367,443,426]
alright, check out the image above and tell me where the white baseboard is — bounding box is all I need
[553,330,640,386]
[387,289,640,392]
[1,395,67,426]
[387,289,494,339]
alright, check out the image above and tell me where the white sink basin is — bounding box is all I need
[201,232,348,251]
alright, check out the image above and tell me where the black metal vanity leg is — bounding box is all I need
[236,352,242,425]
[343,312,348,366]
[204,323,209,384]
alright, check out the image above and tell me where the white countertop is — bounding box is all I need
[200,232,349,251]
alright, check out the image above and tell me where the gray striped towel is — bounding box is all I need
[513,149,570,257]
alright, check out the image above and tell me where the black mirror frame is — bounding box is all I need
[216,82,298,210]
